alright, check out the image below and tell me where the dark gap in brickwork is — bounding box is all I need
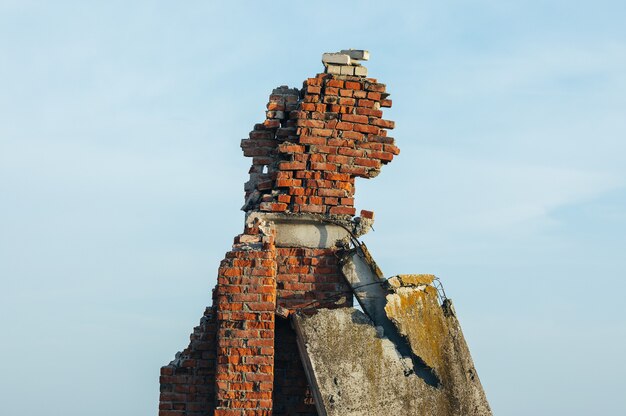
[272,318,318,416]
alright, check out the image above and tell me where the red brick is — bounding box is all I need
[317,188,347,197]
[326,79,344,88]
[327,138,352,147]
[310,162,337,171]
[369,150,394,161]
[384,144,400,155]
[327,154,351,164]
[342,114,368,124]
[306,77,322,86]
[340,197,355,205]
[358,142,383,151]
[353,123,380,135]
[297,204,324,213]
[341,131,365,140]
[263,119,280,128]
[300,103,316,111]
[278,161,306,170]
[354,157,381,168]
[275,178,301,187]
[296,119,324,128]
[338,97,356,106]
[309,144,337,154]
[336,122,353,130]
[299,135,327,145]
[340,165,368,176]
[329,206,356,215]
[337,148,366,157]
[267,102,285,111]
[364,82,386,92]
[307,85,321,94]
[288,186,305,196]
[324,171,351,181]
[372,118,395,129]
[310,128,333,137]
[355,108,383,117]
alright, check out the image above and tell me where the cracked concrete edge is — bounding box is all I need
[244,211,375,248]
[292,313,329,416]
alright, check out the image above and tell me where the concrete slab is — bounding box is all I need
[246,212,351,248]
[335,244,492,415]
[322,53,351,65]
[293,305,492,416]
[340,245,440,386]
[293,308,445,416]
[340,49,370,61]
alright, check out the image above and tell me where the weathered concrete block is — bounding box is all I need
[334,244,491,415]
[388,273,435,288]
[322,53,351,65]
[340,65,355,75]
[246,212,352,248]
[326,64,342,75]
[385,290,492,415]
[354,65,368,76]
[340,49,370,61]
[294,308,429,416]
[294,304,492,416]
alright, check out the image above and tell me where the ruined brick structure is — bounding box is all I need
[159,50,491,416]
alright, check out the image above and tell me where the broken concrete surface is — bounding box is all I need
[294,308,439,416]
[340,245,388,325]
[385,286,491,416]
[385,285,447,371]
[294,299,491,415]
[388,273,436,288]
[245,212,353,248]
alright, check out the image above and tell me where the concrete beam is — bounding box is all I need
[340,49,370,61]
[339,244,440,386]
[246,212,352,248]
[322,53,351,65]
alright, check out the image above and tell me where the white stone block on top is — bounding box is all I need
[322,53,351,65]
[340,49,370,61]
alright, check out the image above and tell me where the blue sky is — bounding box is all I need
[1,1,624,415]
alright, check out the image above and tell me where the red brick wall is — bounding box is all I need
[159,307,218,416]
[276,247,353,311]
[213,222,277,415]
[159,245,352,416]
[241,73,398,217]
